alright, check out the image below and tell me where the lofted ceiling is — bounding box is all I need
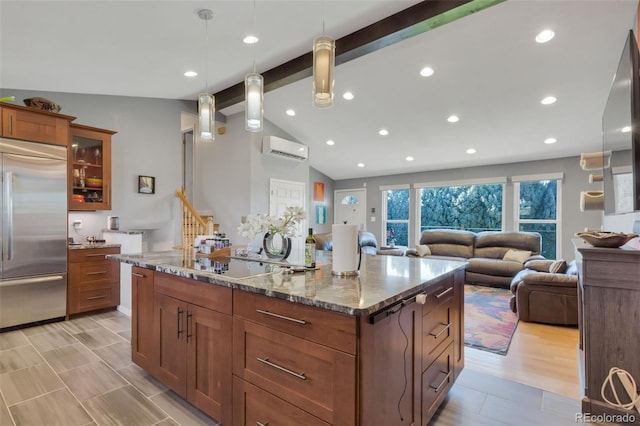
[1,0,638,180]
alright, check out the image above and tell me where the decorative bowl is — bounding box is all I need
[86,177,102,188]
[575,232,639,248]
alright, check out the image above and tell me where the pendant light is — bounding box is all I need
[245,0,263,132]
[312,2,335,108]
[198,9,214,141]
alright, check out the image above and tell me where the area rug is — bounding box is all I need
[464,284,518,355]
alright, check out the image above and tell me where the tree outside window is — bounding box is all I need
[383,189,409,246]
[516,179,559,259]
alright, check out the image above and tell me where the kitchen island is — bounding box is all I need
[109,250,466,426]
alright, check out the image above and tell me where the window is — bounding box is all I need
[418,182,504,233]
[514,176,561,259]
[381,188,410,246]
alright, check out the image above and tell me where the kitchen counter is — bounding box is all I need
[108,249,467,316]
[68,243,121,250]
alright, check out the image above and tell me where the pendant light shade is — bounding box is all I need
[245,73,264,132]
[312,35,335,108]
[198,93,215,140]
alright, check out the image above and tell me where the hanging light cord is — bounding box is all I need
[252,0,257,73]
[204,13,209,93]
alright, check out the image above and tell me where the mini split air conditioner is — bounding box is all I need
[262,136,308,161]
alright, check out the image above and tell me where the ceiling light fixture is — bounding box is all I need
[419,67,434,77]
[541,96,557,105]
[544,137,557,144]
[622,126,632,133]
[342,92,354,100]
[326,139,335,146]
[447,115,459,123]
[184,71,197,77]
[535,29,555,43]
[466,148,476,154]
[245,0,263,132]
[312,2,335,108]
[197,9,214,141]
[357,163,365,168]
[243,35,259,44]
[406,156,414,161]
[286,109,296,116]
[378,129,389,136]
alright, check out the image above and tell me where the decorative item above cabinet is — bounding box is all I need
[69,123,116,211]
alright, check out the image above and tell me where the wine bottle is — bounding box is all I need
[305,228,316,268]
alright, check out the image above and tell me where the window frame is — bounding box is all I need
[380,185,410,247]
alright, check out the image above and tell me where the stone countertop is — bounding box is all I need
[108,250,467,317]
[69,243,121,250]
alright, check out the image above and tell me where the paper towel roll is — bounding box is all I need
[580,191,604,211]
[332,224,360,275]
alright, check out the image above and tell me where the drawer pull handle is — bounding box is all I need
[85,253,107,257]
[429,322,452,339]
[430,371,451,393]
[132,272,145,278]
[435,287,453,299]
[86,271,107,275]
[256,422,269,426]
[87,295,106,300]
[256,357,306,381]
[186,311,193,342]
[256,309,307,325]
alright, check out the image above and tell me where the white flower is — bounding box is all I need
[237,207,306,239]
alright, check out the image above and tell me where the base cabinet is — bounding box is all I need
[152,272,232,426]
[131,267,155,373]
[68,247,120,315]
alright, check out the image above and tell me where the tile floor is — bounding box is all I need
[0,310,608,426]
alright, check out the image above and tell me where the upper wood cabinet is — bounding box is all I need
[69,123,116,211]
[0,102,74,146]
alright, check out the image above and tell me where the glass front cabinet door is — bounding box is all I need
[69,123,116,211]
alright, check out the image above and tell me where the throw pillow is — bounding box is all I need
[549,259,568,274]
[416,244,431,257]
[503,248,532,263]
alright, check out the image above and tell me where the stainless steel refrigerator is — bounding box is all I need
[1,138,67,330]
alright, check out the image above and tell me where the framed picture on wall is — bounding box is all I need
[138,175,155,194]
[313,182,325,202]
[316,205,326,224]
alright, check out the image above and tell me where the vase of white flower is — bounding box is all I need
[237,206,306,261]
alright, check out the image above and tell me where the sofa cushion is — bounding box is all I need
[474,231,541,259]
[315,233,333,251]
[419,229,475,258]
[416,244,431,257]
[467,258,524,277]
[549,259,568,274]
[524,259,553,272]
[503,249,532,264]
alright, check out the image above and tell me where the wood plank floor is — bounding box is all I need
[465,320,581,400]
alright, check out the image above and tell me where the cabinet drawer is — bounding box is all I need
[70,261,119,285]
[422,274,454,315]
[155,272,231,314]
[233,318,356,425]
[68,247,121,263]
[68,282,119,314]
[422,300,454,371]
[421,342,454,424]
[233,377,330,426]
[233,290,356,354]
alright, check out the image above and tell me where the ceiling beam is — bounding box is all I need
[215,0,502,110]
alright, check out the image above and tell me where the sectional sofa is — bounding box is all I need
[406,229,544,288]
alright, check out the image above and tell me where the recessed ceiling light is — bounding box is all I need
[466,148,476,154]
[541,96,557,105]
[379,129,389,136]
[622,126,632,133]
[535,29,555,43]
[326,139,335,146]
[342,92,354,100]
[405,156,414,162]
[447,115,460,123]
[544,137,557,144]
[419,67,434,77]
[285,109,296,116]
[184,71,198,77]
[357,163,365,168]
[243,35,259,44]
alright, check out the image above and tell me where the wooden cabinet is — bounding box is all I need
[68,247,121,315]
[131,267,155,373]
[576,245,640,424]
[0,102,74,146]
[69,123,116,211]
[153,272,232,425]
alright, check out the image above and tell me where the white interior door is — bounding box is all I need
[334,188,366,230]
[270,178,306,263]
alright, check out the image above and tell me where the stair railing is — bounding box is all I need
[175,189,213,249]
